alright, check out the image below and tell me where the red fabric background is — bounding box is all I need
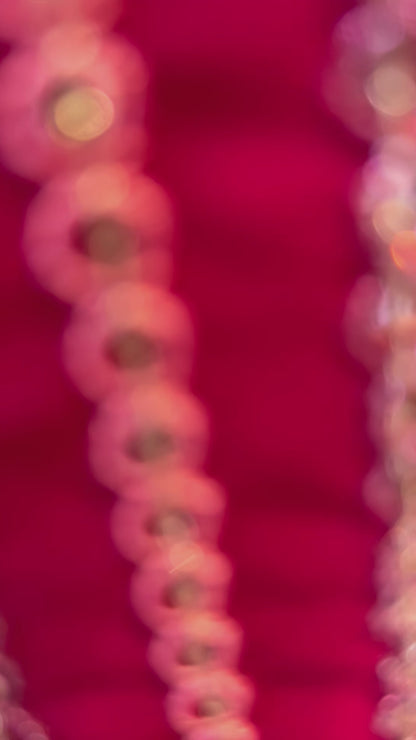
[0,1,386,738]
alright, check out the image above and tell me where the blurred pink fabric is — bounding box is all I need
[0,1,386,738]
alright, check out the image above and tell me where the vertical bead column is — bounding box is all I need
[331,2,416,738]
[0,1,258,738]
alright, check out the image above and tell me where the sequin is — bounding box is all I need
[165,669,254,734]
[0,0,119,41]
[187,718,259,740]
[89,383,209,490]
[130,545,232,630]
[111,469,225,562]
[0,25,146,180]
[63,283,193,399]
[148,612,242,685]
[373,199,416,244]
[390,231,416,275]
[24,167,172,301]
[366,63,416,118]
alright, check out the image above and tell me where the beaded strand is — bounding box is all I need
[332,2,416,738]
[0,1,257,738]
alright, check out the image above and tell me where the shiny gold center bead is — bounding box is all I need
[48,84,114,142]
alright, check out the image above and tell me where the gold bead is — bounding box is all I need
[48,84,114,142]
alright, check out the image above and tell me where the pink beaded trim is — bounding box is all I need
[331,2,416,738]
[0,2,258,738]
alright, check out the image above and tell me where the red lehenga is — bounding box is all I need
[0,1,385,739]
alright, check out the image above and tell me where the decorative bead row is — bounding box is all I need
[0,2,257,738]
[331,3,416,739]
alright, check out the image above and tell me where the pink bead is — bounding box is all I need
[373,693,403,738]
[88,383,209,491]
[387,398,416,474]
[3,706,48,740]
[377,653,416,697]
[373,538,401,603]
[111,469,225,562]
[365,140,416,200]
[165,668,254,735]
[336,3,403,56]
[0,655,23,703]
[377,656,404,692]
[375,693,416,738]
[344,274,387,370]
[0,0,119,41]
[24,166,172,301]
[120,468,226,512]
[363,467,400,524]
[382,589,416,641]
[0,24,147,181]
[187,718,259,740]
[395,0,416,37]
[63,283,193,399]
[130,544,232,630]
[148,611,242,685]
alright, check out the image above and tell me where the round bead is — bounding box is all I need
[336,4,403,57]
[0,24,147,180]
[372,199,416,244]
[343,273,387,369]
[359,138,416,225]
[363,467,400,524]
[130,544,232,630]
[365,62,416,118]
[2,706,49,740]
[88,383,209,490]
[148,611,242,685]
[63,283,193,399]
[387,397,416,475]
[112,501,198,563]
[47,84,115,143]
[187,718,259,740]
[395,0,416,37]
[0,0,119,41]
[0,656,23,704]
[165,669,254,735]
[373,693,403,738]
[390,231,416,276]
[111,469,225,561]
[24,165,172,301]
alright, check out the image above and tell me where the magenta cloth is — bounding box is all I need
[0,1,386,738]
